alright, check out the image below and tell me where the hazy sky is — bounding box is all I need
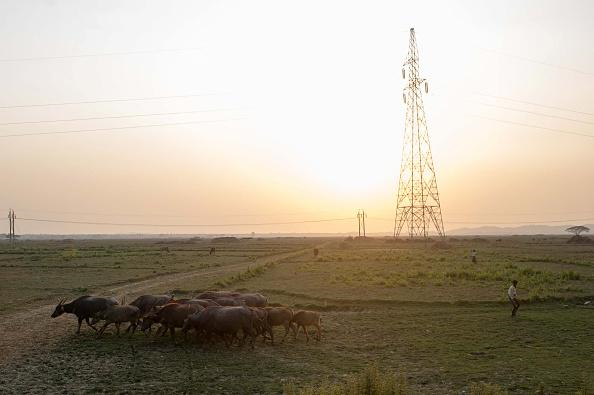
[1,0,593,234]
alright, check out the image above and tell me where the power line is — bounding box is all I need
[13,212,594,228]
[18,216,355,227]
[0,47,202,63]
[10,207,337,219]
[0,108,239,126]
[474,93,594,117]
[477,47,594,77]
[475,102,594,125]
[370,216,594,225]
[0,118,246,139]
[0,93,223,110]
[446,218,594,225]
[476,116,594,139]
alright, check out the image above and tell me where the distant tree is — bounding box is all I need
[566,225,590,236]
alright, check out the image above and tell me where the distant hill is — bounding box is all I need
[8,224,594,239]
[449,224,594,236]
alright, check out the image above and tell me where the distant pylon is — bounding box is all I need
[357,209,367,237]
[394,28,445,238]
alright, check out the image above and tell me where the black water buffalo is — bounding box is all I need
[51,296,118,334]
[211,297,241,306]
[129,294,173,315]
[196,291,238,299]
[264,307,295,344]
[291,310,322,342]
[179,298,221,308]
[93,305,142,337]
[182,306,256,348]
[235,293,267,307]
[196,291,267,307]
[141,303,202,339]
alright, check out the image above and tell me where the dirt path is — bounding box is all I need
[0,246,314,366]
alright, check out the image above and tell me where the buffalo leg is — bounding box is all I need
[249,329,256,350]
[76,317,83,334]
[115,323,121,336]
[303,326,310,342]
[315,324,321,341]
[98,322,110,337]
[281,324,291,343]
[169,326,175,340]
[158,326,168,337]
[85,317,97,332]
[154,326,163,337]
[294,325,301,340]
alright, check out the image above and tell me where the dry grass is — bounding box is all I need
[283,364,408,395]
[2,236,594,393]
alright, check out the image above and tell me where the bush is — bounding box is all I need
[283,364,408,395]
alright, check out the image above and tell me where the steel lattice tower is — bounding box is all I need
[394,28,445,238]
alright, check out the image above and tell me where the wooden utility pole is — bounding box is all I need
[361,210,367,237]
[7,209,15,243]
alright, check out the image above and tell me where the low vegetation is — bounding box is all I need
[1,236,594,393]
[283,364,408,395]
[214,260,278,288]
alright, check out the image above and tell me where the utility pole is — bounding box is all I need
[7,209,15,243]
[362,210,366,237]
[394,28,445,238]
[357,209,367,237]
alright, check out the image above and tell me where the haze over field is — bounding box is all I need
[1,0,593,234]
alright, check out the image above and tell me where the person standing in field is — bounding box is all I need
[471,249,477,263]
[508,280,520,317]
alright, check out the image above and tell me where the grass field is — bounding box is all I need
[1,236,593,394]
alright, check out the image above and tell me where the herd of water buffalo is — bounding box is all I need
[50,291,322,347]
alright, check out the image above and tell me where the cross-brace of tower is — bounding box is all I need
[394,28,445,238]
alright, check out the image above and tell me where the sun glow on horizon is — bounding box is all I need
[1,0,593,234]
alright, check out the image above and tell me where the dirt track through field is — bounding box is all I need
[0,246,315,366]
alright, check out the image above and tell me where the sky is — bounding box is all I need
[0,0,593,235]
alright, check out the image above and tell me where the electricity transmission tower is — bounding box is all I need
[394,28,445,238]
[357,209,367,237]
